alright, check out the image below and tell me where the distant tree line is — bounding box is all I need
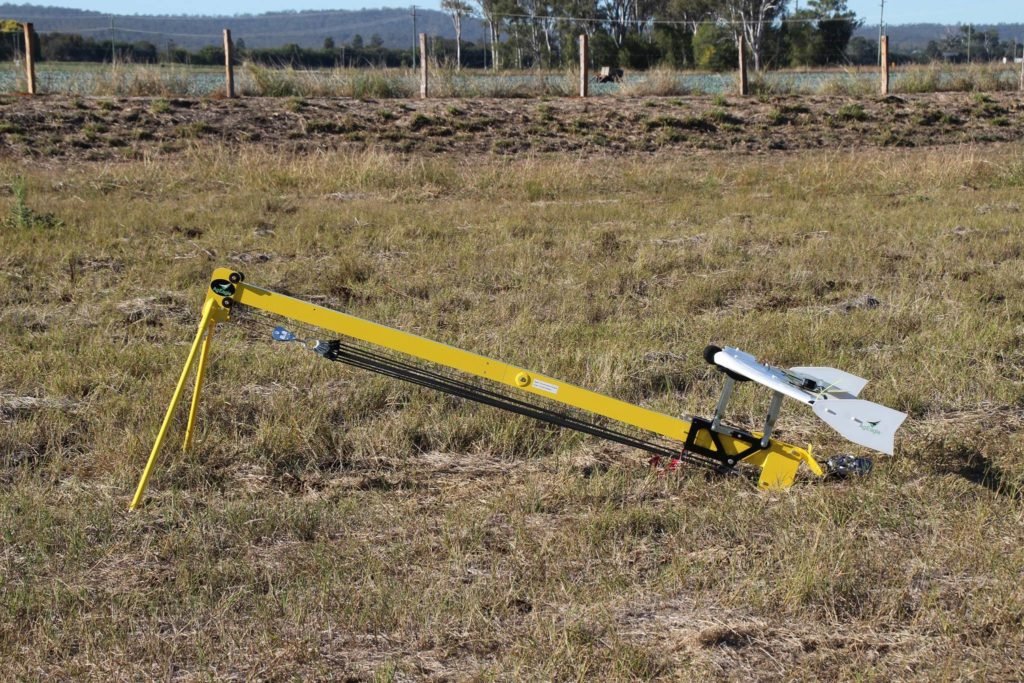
[0,29,492,69]
[462,0,865,71]
[2,2,1021,71]
[0,31,495,69]
[922,25,1019,63]
[241,36,491,69]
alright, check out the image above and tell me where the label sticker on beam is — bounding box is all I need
[532,379,559,395]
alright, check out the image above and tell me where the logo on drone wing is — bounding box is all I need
[860,419,882,435]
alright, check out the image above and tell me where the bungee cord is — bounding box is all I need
[234,305,722,471]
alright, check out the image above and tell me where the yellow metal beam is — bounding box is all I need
[231,275,690,442]
[213,268,818,485]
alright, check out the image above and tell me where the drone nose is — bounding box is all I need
[703,344,723,365]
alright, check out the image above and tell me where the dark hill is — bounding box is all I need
[0,3,487,49]
[855,22,1024,52]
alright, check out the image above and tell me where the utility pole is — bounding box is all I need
[877,0,885,66]
[110,15,116,67]
[411,5,417,67]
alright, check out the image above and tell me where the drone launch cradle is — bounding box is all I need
[129,269,907,509]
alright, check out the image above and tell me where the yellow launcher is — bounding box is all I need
[130,268,823,509]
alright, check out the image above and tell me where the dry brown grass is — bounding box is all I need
[1,143,1023,679]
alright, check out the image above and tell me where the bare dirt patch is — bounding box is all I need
[1,91,1023,160]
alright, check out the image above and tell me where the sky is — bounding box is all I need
[19,1,1024,25]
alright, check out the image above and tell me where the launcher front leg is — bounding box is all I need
[130,296,226,510]
[183,322,215,452]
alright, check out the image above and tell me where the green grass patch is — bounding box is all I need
[834,103,868,122]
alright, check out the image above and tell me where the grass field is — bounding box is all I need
[3,60,1022,97]
[2,143,1023,679]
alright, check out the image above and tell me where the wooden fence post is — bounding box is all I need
[223,29,235,98]
[579,34,588,98]
[419,32,428,99]
[880,35,889,95]
[24,22,37,95]
[738,33,748,96]
[1020,45,1023,92]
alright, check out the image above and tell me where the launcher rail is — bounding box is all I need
[129,268,822,509]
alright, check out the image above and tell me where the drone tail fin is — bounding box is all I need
[812,398,906,455]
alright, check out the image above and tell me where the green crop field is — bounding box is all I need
[2,142,1023,679]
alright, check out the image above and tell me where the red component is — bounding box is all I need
[649,454,685,476]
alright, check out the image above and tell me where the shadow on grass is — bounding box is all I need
[940,445,1022,501]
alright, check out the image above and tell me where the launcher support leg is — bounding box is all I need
[760,391,784,448]
[182,322,215,452]
[711,377,735,432]
[129,299,216,510]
